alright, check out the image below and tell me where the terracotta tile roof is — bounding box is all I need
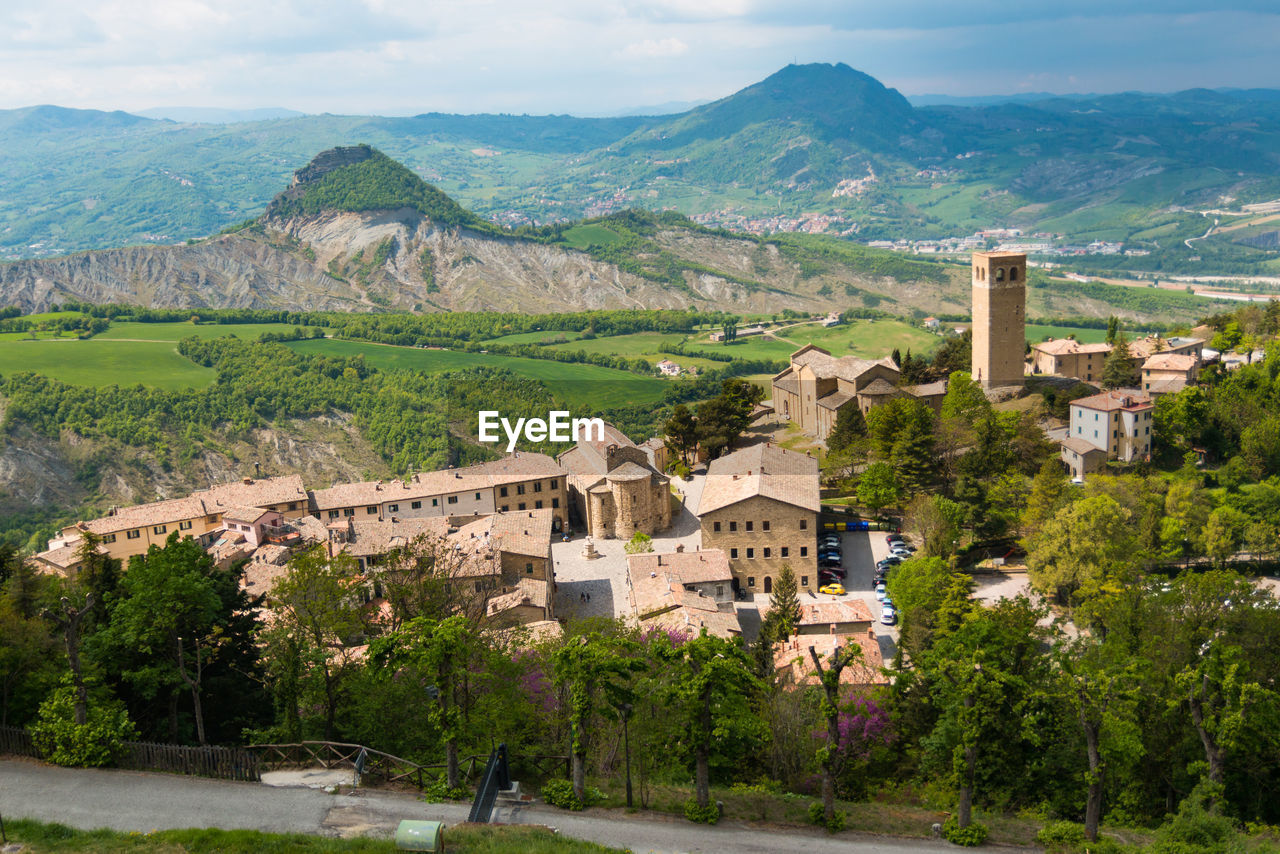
[471,452,563,486]
[857,378,900,397]
[1145,378,1189,394]
[816,388,857,410]
[903,379,948,398]
[487,509,554,558]
[1142,353,1198,372]
[1070,389,1153,412]
[606,461,653,482]
[698,443,820,515]
[341,518,448,558]
[1060,437,1106,456]
[773,632,887,686]
[651,601,742,639]
[486,578,550,617]
[313,455,563,512]
[204,475,307,509]
[773,375,800,395]
[1033,338,1111,356]
[627,549,731,586]
[222,504,273,524]
[311,479,407,511]
[798,600,874,628]
[75,495,209,536]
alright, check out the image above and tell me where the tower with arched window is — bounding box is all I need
[971,251,1026,389]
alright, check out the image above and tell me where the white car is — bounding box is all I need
[874,582,887,601]
[881,605,897,625]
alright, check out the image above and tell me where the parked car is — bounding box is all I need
[819,583,846,596]
[819,567,846,580]
[890,545,916,557]
[881,605,898,625]
[819,552,842,563]
[886,533,904,545]
[819,557,842,568]
[818,535,841,547]
[874,582,887,601]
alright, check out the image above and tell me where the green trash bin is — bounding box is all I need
[395,820,445,852]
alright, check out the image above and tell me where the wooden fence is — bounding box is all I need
[0,727,568,790]
[0,725,259,782]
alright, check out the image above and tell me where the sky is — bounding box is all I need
[2,1,1278,116]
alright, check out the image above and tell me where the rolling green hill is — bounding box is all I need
[1,64,1278,279]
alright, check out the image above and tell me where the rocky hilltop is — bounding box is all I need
[0,146,968,316]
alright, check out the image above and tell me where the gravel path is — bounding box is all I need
[0,759,954,854]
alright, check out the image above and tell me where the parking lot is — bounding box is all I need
[801,526,900,662]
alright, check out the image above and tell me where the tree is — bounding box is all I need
[1021,458,1069,540]
[93,535,225,744]
[552,632,643,802]
[1204,506,1247,568]
[1056,638,1141,842]
[657,631,765,810]
[808,643,873,825]
[1026,495,1137,609]
[696,378,764,459]
[856,462,901,513]
[264,545,369,740]
[1101,335,1137,389]
[663,404,699,467]
[866,398,936,495]
[826,405,866,455]
[766,565,801,641]
[370,615,477,789]
[904,494,964,558]
[1106,315,1120,346]
[43,594,96,727]
[624,532,654,555]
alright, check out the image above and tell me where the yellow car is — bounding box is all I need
[819,583,846,596]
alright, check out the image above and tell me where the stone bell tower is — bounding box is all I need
[971,251,1026,389]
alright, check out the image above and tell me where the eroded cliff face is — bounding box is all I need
[0,207,965,315]
[0,411,392,542]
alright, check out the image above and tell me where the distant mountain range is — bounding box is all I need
[2,63,1279,276]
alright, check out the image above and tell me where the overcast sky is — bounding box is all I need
[3,1,1278,116]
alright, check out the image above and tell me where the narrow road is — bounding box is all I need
[0,759,953,854]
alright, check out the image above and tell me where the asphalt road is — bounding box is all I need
[0,759,954,854]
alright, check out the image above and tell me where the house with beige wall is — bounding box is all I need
[696,443,820,596]
[1060,389,1154,476]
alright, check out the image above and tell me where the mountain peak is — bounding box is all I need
[265,145,482,229]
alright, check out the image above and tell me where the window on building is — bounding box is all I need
[432,498,439,507]
[103,533,117,543]
[801,576,808,587]
[747,577,755,588]
[526,562,534,574]
[551,479,558,489]
[153,525,167,534]
[500,505,509,512]
[716,585,724,596]
[746,548,754,558]
[517,484,526,495]
[344,508,355,517]
[746,521,753,531]
[179,520,192,531]
[535,500,543,509]
[447,495,458,504]
[800,546,808,557]
[731,548,739,559]
[781,546,789,557]
[328,510,340,519]
[534,482,542,493]
[388,504,399,513]
[411,501,422,510]
[800,519,807,530]
[518,503,526,510]
[366,506,377,515]
[762,520,770,531]
[126,529,140,540]
[729,521,737,532]
[552,498,560,508]
[763,547,771,558]
[474,493,481,501]
[713,521,721,532]
[500,487,508,497]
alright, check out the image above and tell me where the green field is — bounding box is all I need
[286,338,666,409]
[0,339,215,389]
[546,331,727,371]
[487,329,585,345]
[683,319,941,362]
[94,321,299,341]
[559,223,626,250]
[1025,324,1110,344]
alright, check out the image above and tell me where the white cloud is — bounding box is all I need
[619,37,690,58]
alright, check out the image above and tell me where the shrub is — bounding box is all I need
[807,802,846,832]
[1036,821,1087,851]
[540,779,605,811]
[422,778,470,802]
[684,799,720,825]
[1151,782,1242,854]
[943,816,989,847]
[30,683,136,768]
